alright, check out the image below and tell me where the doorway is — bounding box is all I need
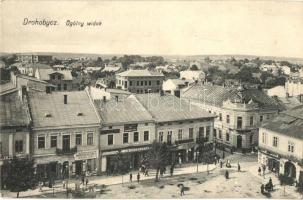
[237,135,242,149]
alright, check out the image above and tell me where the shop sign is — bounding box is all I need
[102,146,150,156]
[101,129,120,134]
[74,150,98,161]
[124,124,138,132]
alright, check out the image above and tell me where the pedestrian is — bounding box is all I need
[238,163,241,172]
[258,167,261,176]
[130,173,133,182]
[145,169,149,176]
[137,172,140,183]
[62,180,66,189]
[260,184,264,194]
[180,185,185,196]
[39,181,43,192]
[179,157,182,168]
[262,165,266,176]
[225,170,229,180]
[85,178,89,187]
[170,166,174,176]
[220,160,223,168]
[81,174,85,185]
[268,177,273,191]
[163,167,166,174]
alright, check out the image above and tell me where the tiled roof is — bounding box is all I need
[182,84,281,110]
[117,70,164,77]
[135,93,215,122]
[262,106,303,139]
[98,95,154,125]
[0,91,30,127]
[28,91,100,128]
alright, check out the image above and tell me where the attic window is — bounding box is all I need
[45,113,52,117]
[77,112,84,116]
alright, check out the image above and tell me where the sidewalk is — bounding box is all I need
[1,163,216,198]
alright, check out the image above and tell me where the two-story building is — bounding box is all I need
[115,70,164,94]
[0,87,31,188]
[35,68,75,91]
[97,95,155,174]
[28,90,101,180]
[182,84,282,152]
[135,93,215,164]
[258,106,303,184]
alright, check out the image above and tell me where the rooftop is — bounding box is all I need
[182,84,281,110]
[262,105,303,139]
[135,93,215,122]
[28,90,100,129]
[0,91,30,128]
[37,68,73,81]
[117,70,164,77]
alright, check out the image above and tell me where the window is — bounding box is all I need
[57,75,61,80]
[130,81,132,86]
[219,130,222,139]
[250,116,254,126]
[144,131,149,141]
[288,142,294,153]
[125,81,128,88]
[189,128,194,139]
[134,132,139,142]
[213,129,217,138]
[167,131,172,144]
[57,84,61,91]
[273,137,278,147]
[149,81,151,86]
[226,115,230,123]
[123,133,129,144]
[262,132,267,144]
[157,80,160,85]
[76,134,82,145]
[137,81,139,86]
[141,81,144,86]
[219,113,222,121]
[198,127,204,139]
[15,140,23,153]
[159,132,163,142]
[145,81,147,85]
[260,115,263,122]
[249,135,253,144]
[108,135,113,145]
[38,136,45,149]
[206,126,210,139]
[237,116,242,129]
[226,133,230,142]
[63,84,67,90]
[51,136,57,148]
[266,115,270,120]
[178,129,183,140]
[87,133,94,145]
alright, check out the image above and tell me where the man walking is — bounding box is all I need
[137,172,140,183]
[225,170,229,180]
[130,173,133,182]
[85,178,89,187]
[238,163,241,172]
[180,185,185,196]
[258,167,261,176]
[170,165,174,177]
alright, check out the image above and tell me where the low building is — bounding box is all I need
[35,68,75,91]
[16,63,52,77]
[266,85,287,98]
[0,88,31,188]
[180,70,205,82]
[135,93,215,164]
[17,54,52,64]
[97,95,156,174]
[116,70,164,93]
[182,84,282,152]
[258,106,303,184]
[162,79,193,97]
[286,78,303,97]
[28,90,101,180]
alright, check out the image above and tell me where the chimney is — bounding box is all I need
[64,94,67,104]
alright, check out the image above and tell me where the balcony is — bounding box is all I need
[56,147,77,155]
[175,138,194,145]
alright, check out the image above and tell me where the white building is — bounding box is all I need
[162,79,193,97]
[258,106,303,184]
[180,70,205,82]
[285,78,303,97]
[266,85,287,98]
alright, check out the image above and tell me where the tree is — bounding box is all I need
[113,150,131,185]
[4,157,37,198]
[146,141,169,181]
[190,64,199,71]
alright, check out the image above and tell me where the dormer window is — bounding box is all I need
[45,113,52,117]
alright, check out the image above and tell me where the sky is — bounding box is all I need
[1,0,303,58]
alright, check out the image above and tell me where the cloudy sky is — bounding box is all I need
[1,1,303,58]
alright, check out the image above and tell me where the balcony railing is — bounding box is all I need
[175,138,194,145]
[56,147,77,155]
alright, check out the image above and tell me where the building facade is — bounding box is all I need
[258,106,303,184]
[17,54,52,64]
[116,70,164,93]
[28,90,101,180]
[182,84,281,152]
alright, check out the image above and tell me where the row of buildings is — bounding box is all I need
[0,83,215,184]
